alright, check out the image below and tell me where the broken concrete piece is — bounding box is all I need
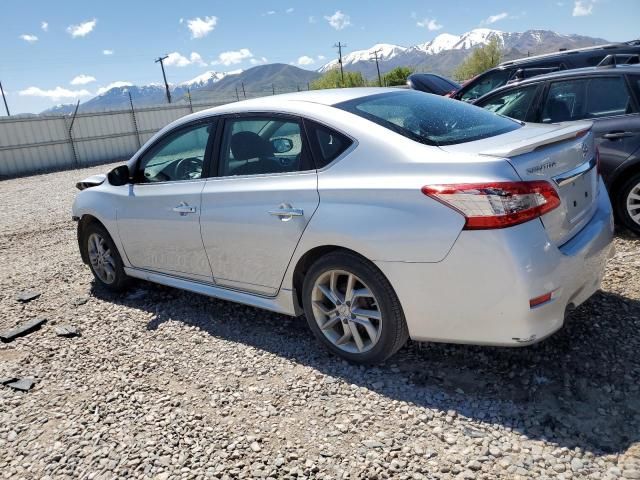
[54,325,80,337]
[0,318,47,343]
[16,291,41,303]
[5,378,34,391]
[0,377,18,385]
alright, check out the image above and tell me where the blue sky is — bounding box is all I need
[2,0,638,113]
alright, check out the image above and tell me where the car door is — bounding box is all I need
[200,114,320,296]
[116,120,216,282]
[539,75,640,182]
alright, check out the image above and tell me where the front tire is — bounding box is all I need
[302,251,409,364]
[617,172,640,234]
[82,222,130,291]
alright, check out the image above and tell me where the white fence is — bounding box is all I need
[0,101,227,178]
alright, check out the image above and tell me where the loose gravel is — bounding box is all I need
[1,165,639,480]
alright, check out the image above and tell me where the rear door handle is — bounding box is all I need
[603,131,634,140]
[269,207,304,219]
[172,203,197,215]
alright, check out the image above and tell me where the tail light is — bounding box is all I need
[422,181,561,230]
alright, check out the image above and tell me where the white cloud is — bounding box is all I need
[41,21,48,32]
[297,56,315,66]
[67,19,97,38]
[19,34,38,43]
[286,8,294,13]
[163,51,207,67]
[19,86,91,101]
[103,49,114,55]
[317,55,326,60]
[186,16,217,38]
[483,12,509,24]
[265,10,276,15]
[416,18,443,31]
[96,81,133,95]
[249,56,268,65]
[324,10,351,30]
[70,74,96,85]
[189,52,207,66]
[214,48,253,66]
[573,0,594,16]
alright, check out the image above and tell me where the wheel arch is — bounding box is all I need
[76,214,109,264]
[608,156,640,220]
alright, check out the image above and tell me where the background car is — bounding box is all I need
[406,73,461,95]
[474,63,640,233]
[451,40,640,102]
[73,88,613,364]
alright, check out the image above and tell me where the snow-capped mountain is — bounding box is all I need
[319,44,408,73]
[176,69,243,88]
[318,28,608,77]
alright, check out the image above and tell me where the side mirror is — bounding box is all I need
[271,137,294,154]
[107,165,130,186]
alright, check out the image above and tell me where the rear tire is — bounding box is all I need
[616,172,640,234]
[82,222,130,291]
[302,251,409,364]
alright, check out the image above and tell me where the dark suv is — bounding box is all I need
[452,40,640,102]
[474,64,640,233]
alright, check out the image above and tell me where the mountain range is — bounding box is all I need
[41,28,610,115]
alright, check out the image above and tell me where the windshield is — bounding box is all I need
[335,91,521,146]
[459,69,513,102]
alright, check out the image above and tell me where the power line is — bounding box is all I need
[333,42,347,84]
[154,55,172,104]
[0,80,10,116]
[370,49,383,87]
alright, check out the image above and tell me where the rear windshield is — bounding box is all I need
[335,91,521,146]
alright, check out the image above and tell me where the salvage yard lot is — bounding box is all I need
[1,164,639,479]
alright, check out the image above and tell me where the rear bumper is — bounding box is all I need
[375,178,615,346]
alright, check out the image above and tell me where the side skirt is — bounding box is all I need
[124,267,298,316]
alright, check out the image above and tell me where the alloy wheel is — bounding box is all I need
[311,269,382,354]
[626,181,640,227]
[87,232,116,284]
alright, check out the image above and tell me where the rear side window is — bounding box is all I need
[305,121,352,168]
[479,85,539,121]
[336,91,521,146]
[542,76,635,123]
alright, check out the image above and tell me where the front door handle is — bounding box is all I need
[172,202,197,215]
[603,131,634,140]
[269,207,304,220]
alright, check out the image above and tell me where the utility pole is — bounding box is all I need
[235,86,240,101]
[333,42,347,85]
[241,82,246,99]
[155,55,172,104]
[0,80,9,116]
[370,49,383,87]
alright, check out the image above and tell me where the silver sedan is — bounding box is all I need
[72,88,614,363]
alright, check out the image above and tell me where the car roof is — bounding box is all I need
[476,64,640,101]
[224,87,403,108]
[498,41,640,67]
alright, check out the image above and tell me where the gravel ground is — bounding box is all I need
[1,164,639,480]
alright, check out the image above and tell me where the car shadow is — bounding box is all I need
[91,282,640,456]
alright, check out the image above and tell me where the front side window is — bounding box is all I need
[137,123,213,183]
[479,85,539,121]
[459,69,513,102]
[336,91,521,146]
[220,117,312,176]
[542,76,634,123]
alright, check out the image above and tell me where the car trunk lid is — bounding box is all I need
[439,122,599,246]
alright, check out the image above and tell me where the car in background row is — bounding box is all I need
[450,40,640,102]
[406,73,461,96]
[474,63,640,233]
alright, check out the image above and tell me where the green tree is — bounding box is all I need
[381,67,413,87]
[453,38,503,81]
[310,69,366,89]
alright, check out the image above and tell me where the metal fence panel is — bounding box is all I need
[0,101,227,177]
